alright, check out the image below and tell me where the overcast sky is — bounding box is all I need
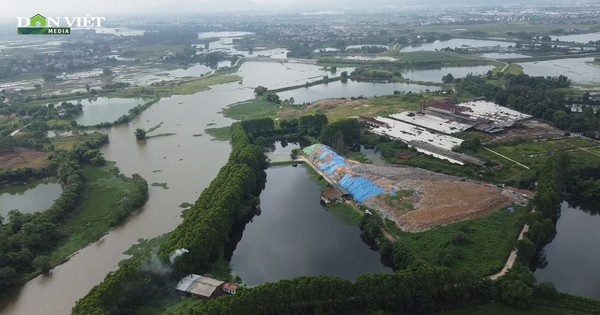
[2,0,300,20]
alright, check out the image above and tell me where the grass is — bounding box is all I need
[442,302,591,315]
[52,133,107,151]
[146,133,177,139]
[503,64,524,75]
[146,122,163,133]
[302,163,330,189]
[156,74,242,96]
[387,205,527,277]
[205,126,231,141]
[48,165,147,265]
[326,203,363,226]
[223,98,281,120]
[589,147,600,155]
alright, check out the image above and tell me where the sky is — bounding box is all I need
[2,0,299,20]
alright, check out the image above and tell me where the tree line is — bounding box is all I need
[72,121,268,315]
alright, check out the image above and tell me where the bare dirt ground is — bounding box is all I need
[490,119,563,144]
[0,149,51,170]
[305,144,531,232]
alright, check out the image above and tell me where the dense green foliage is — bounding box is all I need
[163,266,497,315]
[72,121,268,315]
[0,134,144,295]
[320,118,361,152]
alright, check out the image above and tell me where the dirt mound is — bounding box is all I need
[0,149,51,170]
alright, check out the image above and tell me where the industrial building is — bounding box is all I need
[176,274,237,299]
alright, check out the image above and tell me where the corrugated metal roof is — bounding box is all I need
[176,274,225,298]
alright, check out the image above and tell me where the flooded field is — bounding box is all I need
[0,178,62,219]
[518,58,600,85]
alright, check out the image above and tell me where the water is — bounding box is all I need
[165,61,231,78]
[228,166,391,286]
[0,178,62,220]
[479,53,531,59]
[0,82,248,315]
[341,56,397,61]
[518,58,600,85]
[74,97,150,126]
[93,28,145,36]
[401,65,495,83]
[237,62,353,90]
[552,32,600,44]
[535,200,600,299]
[278,80,439,104]
[198,31,253,39]
[360,145,385,165]
[400,39,514,52]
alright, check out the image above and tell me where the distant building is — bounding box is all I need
[176,274,238,299]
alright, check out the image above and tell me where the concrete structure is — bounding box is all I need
[358,116,389,128]
[176,274,237,299]
[390,112,471,134]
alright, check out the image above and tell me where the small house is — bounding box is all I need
[222,283,238,295]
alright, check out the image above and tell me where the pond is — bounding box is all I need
[360,145,385,165]
[74,97,150,126]
[552,32,600,44]
[0,178,62,220]
[479,53,531,59]
[277,80,439,104]
[401,65,495,83]
[535,200,600,299]
[518,58,600,85]
[400,39,514,52]
[226,166,392,286]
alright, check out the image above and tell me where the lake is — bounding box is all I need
[227,166,391,286]
[400,38,515,52]
[401,65,495,83]
[74,97,150,126]
[552,32,600,44]
[518,58,600,85]
[535,200,600,299]
[278,80,439,104]
[0,178,62,220]
[479,53,531,59]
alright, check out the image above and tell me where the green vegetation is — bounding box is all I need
[443,302,589,315]
[134,128,147,140]
[205,126,231,141]
[303,163,330,188]
[146,133,177,139]
[153,74,242,96]
[223,98,280,120]
[72,121,268,314]
[326,203,362,225]
[49,165,148,265]
[363,205,527,276]
[151,182,169,189]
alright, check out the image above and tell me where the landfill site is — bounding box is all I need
[304,144,531,232]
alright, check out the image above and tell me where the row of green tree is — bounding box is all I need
[162,264,566,315]
[72,121,268,315]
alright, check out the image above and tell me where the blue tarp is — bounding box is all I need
[340,174,387,203]
[413,191,420,197]
[507,206,515,212]
[391,188,396,196]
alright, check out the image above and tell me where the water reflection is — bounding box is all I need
[227,166,392,286]
[534,200,600,299]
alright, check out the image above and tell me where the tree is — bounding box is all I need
[85,84,90,92]
[102,68,113,76]
[134,128,146,140]
[341,71,349,78]
[288,97,295,106]
[515,238,536,266]
[254,86,268,96]
[442,73,455,84]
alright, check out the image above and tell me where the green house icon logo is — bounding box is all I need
[29,14,46,27]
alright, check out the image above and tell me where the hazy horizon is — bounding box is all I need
[0,0,574,21]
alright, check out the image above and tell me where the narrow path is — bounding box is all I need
[500,62,509,73]
[295,156,395,242]
[489,224,529,280]
[10,124,28,136]
[484,147,530,169]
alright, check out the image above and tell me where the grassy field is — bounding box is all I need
[223,98,280,120]
[443,302,591,315]
[326,202,363,226]
[153,74,242,96]
[386,205,527,277]
[205,126,232,141]
[503,64,524,75]
[48,164,147,265]
[52,133,108,151]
